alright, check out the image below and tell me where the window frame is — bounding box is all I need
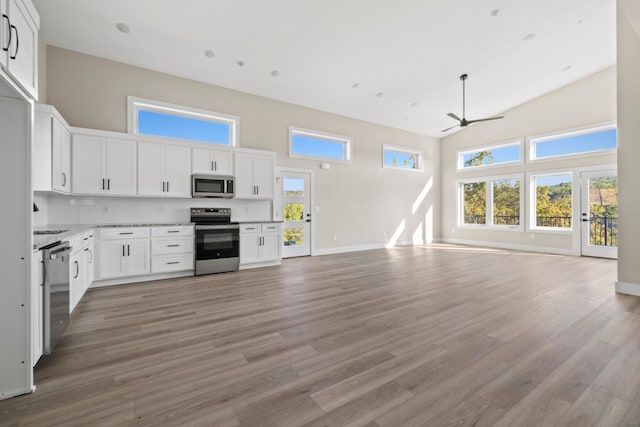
[527,122,617,162]
[382,144,424,172]
[288,126,352,163]
[457,173,525,231]
[527,170,575,233]
[127,96,239,146]
[456,139,523,171]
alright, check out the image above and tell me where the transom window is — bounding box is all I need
[529,124,616,161]
[128,96,238,146]
[289,126,352,162]
[458,175,523,230]
[457,140,522,170]
[382,144,424,171]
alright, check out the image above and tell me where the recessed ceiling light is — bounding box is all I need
[489,9,500,17]
[237,60,245,67]
[562,65,573,72]
[204,50,215,59]
[270,70,280,77]
[410,102,419,108]
[376,92,384,98]
[523,33,536,41]
[352,83,360,89]
[116,23,131,34]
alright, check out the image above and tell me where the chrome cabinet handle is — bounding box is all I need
[62,172,67,187]
[73,260,79,279]
[2,15,11,52]
[9,24,18,59]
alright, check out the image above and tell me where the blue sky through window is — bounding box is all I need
[462,144,520,167]
[536,175,572,186]
[384,149,417,169]
[535,128,616,158]
[138,109,231,145]
[284,178,304,192]
[291,134,345,160]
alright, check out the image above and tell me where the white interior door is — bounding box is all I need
[276,170,312,258]
[580,170,617,259]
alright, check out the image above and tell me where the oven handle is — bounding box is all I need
[195,224,240,230]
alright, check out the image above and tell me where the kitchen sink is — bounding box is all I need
[34,229,69,235]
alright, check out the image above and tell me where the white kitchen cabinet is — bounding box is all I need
[31,249,43,367]
[33,105,71,193]
[72,135,137,196]
[239,223,282,267]
[138,142,191,197]
[69,250,82,312]
[68,230,95,312]
[1,0,38,99]
[96,228,150,280]
[192,147,233,175]
[234,153,275,199]
[150,225,194,274]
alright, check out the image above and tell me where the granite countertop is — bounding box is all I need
[33,222,195,251]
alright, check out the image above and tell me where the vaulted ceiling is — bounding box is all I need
[33,0,616,137]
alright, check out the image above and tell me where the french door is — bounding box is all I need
[275,170,312,258]
[580,170,617,259]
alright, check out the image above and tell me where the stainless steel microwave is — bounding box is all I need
[192,174,235,198]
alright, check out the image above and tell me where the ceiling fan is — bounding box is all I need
[442,74,504,132]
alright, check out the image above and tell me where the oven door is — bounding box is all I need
[195,225,239,260]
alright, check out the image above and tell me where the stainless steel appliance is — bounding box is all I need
[192,174,235,198]
[42,242,72,355]
[191,208,240,275]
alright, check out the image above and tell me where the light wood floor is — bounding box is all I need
[1,244,639,426]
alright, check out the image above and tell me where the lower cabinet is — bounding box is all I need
[97,228,151,280]
[31,249,43,367]
[69,230,95,312]
[239,223,282,268]
[150,226,194,274]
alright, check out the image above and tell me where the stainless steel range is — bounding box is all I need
[191,208,240,275]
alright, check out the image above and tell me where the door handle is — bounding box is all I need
[9,24,18,59]
[1,15,11,52]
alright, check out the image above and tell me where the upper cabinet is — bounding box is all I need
[234,153,275,199]
[192,147,233,176]
[138,142,191,198]
[33,105,71,193]
[72,134,137,196]
[0,0,39,99]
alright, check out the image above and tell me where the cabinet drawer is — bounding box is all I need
[66,234,83,253]
[240,224,260,233]
[100,227,150,240]
[151,237,194,255]
[151,254,194,273]
[151,226,194,237]
[261,223,281,233]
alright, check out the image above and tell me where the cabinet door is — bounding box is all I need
[72,134,105,195]
[6,0,37,99]
[212,150,233,175]
[0,1,7,69]
[192,148,214,174]
[31,250,42,366]
[106,138,137,195]
[126,240,150,276]
[239,233,261,265]
[261,232,281,262]
[234,153,254,198]
[165,145,191,197]
[138,142,166,196]
[69,253,83,312]
[52,118,71,193]
[83,245,94,291]
[97,240,127,280]
[253,156,274,199]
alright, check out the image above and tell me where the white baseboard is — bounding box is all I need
[90,270,194,288]
[239,260,281,270]
[312,240,423,256]
[440,238,580,256]
[615,281,640,296]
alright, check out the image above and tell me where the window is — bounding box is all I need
[128,96,238,146]
[530,173,573,230]
[458,175,523,229]
[382,144,424,171]
[529,124,616,161]
[289,126,351,162]
[457,140,522,170]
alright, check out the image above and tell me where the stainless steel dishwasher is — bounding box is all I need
[42,242,72,355]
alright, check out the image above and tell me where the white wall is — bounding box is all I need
[45,47,439,253]
[440,67,617,254]
[616,0,640,295]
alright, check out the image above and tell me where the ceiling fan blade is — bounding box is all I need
[447,112,462,122]
[465,116,504,125]
[441,124,461,132]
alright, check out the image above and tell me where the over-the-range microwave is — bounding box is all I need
[192,174,235,198]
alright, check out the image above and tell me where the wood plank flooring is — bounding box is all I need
[1,243,640,426]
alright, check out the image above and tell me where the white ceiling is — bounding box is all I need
[33,0,616,138]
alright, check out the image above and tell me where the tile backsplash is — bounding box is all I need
[44,194,272,225]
